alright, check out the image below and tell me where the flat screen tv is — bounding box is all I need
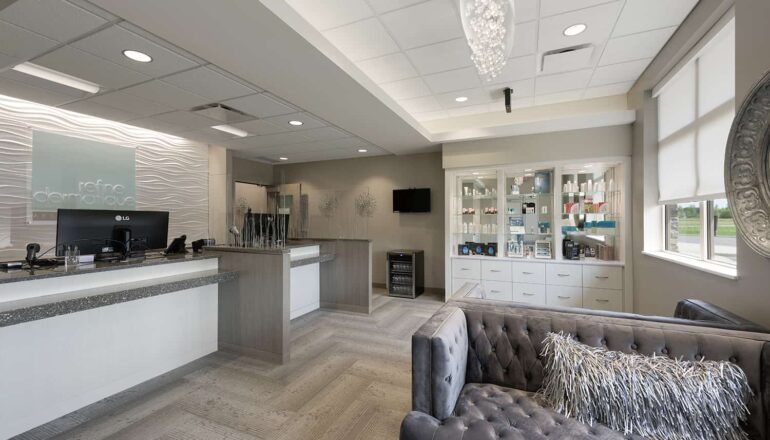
[393,188,430,213]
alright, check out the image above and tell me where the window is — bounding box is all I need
[655,18,736,268]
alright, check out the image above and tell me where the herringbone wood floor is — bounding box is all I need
[18,289,444,440]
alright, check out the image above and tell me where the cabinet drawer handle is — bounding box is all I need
[557,273,570,277]
[557,295,571,299]
[522,271,534,275]
[594,275,610,279]
[460,268,470,271]
[595,299,610,303]
[490,269,502,272]
[490,290,501,293]
[523,293,535,296]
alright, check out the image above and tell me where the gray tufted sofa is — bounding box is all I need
[400,303,770,440]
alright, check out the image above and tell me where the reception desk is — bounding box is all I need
[211,239,372,364]
[0,254,236,439]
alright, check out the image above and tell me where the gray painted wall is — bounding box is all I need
[631,0,770,327]
[274,152,445,289]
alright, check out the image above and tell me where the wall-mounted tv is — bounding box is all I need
[393,188,431,213]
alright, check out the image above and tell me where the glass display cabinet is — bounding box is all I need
[453,171,499,256]
[504,169,554,259]
[560,163,622,262]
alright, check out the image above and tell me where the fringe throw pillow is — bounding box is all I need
[539,332,751,440]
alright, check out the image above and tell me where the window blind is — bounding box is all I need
[656,19,735,204]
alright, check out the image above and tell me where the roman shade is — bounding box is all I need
[655,18,735,204]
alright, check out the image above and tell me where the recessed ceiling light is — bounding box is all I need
[211,124,248,137]
[122,49,152,63]
[583,164,593,168]
[455,96,468,103]
[279,157,289,161]
[12,62,100,94]
[472,172,480,175]
[288,120,303,126]
[524,168,533,172]
[357,148,368,153]
[563,23,587,36]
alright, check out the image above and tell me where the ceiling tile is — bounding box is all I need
[423,66,481,93]
[152,110,220,130]
[263,112,327,130]
[0,69,89,99]
[399,95,442,113]
[0,51,19,70]
[613,0,698,37]
[447,104,492,118]
[221,93,296,118]
[0,20,58,59]
[89,90,175,117]
[323,18,399,61]
[487,55,536,85]
[161,66,255,101]
[357,53,417,83]
[230,119,289,136]
[380,0,463,49]
[226,132,313,149]
[510,20,537,58]
[406,38,471,75]
[583,81,634,99]
[600,27,676,66]
[0,75,79,107]
[515,0,539,23]
[121,80,210,110]
[178,127,240,143]
[534,90,583,106]
[125,116,188,135]
[33,45,151,90]
[298,126,352,141]
[72,25,198,77]
[539,0,616,17]
[414,109,449,121]
[435,88,490,109]
[535,69,593,94]
[485,78,535,98]
[538,2,623,53]
[287,0,373,30]
[60,99,141,121]
[379,77,432,100]
[0,0,107,42]
[367,0,425,14]
[590,58,651,86]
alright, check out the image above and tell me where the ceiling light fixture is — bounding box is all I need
[357,148,368,153]
[279,157,289,161]
[472,172,480,175]
[122,49,152,63]
[455,96,469,103]
[288,120,303,126]
[563,23,587,36]
[12,62,100,94]
[524,168,533,172]
[211,124,248,137]
[459,0,515,81]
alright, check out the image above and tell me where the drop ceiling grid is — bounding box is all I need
[285,0,697,122]
[0,0,383,163]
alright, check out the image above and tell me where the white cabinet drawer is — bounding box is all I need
[546,285,583,308]
[452,278,479,295]
[512,282,546,306]
[583,288,623,312]
[452,259,481,279]
[482,260,512,281]
[512,262,546,284]
[583,266,623,290]
[546,264,582,287]
[482,280,513,301]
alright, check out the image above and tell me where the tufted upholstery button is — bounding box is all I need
[730,356,738,363]
[601,338,607,345]
[502,325,508,332]
[661,347,668,355]
[630,343,638,350]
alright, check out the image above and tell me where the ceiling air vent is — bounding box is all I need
[541,44,594,75]
[191,103,252,124]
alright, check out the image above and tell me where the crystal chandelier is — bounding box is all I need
[458,0,516,81]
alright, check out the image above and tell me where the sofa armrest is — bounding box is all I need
[412,306,468,420]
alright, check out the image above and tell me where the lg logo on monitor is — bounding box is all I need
[115,215,130,221]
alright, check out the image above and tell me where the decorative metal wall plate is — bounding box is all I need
[725,69,770,258]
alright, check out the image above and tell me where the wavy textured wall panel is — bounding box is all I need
[0,95,208,260]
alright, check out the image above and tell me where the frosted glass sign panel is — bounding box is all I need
[31,131,135,221]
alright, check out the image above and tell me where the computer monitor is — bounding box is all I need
[55,209,169,258]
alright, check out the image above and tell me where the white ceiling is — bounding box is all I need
[284,0,698,122]
[0,0,395,163]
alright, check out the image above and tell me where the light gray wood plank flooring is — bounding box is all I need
[15,289,444,440]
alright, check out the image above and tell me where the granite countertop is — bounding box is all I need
[206,240,325,255]
[0,268,238,327]
[0,253,219,285]
[291,253,335,268]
